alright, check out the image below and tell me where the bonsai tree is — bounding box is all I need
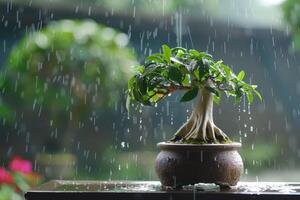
[0,19,136,151]
[127,45,262,144]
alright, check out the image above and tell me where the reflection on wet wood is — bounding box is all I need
[25,180,300,200]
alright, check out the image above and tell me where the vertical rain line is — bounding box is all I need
[187,26,194,49]
[175,10,182,47]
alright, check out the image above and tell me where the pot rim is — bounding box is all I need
[157,142,241,150]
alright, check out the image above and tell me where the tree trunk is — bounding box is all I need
[171,84,230,143]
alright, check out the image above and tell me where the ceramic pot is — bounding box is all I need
[155,142,243,187]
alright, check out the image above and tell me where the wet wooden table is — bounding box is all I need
[25,180,300,200]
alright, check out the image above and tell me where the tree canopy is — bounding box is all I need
[127,45,261,107]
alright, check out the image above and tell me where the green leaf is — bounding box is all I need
[150,93,165,103]
[172,47,186,58]
[170,57,186,67]
[198,65,208,80]
[205,86,219,97]
[162,45,171,63]
[136,75,147,95]
[0,185,14,200]
[168,67,182,83]
[136,65,145,73]
[237,70,245,81]
[222,65,231,82]
[175,49,185,58]
[213,94,221,104]
[189,49,201,58]
[246,91,254,104]
[132,82,144,102]
[146,55,164,63]
[171,47,186,54]
[182,74,190,86]
[13,173,30,192]
[204,53,213,59]
[251,85,258,89]
[254,89,263,101]
[180,87,198,102]
[234,95,242,104]
[127,76,136,89]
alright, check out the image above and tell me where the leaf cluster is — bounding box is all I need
[127,45,262,107]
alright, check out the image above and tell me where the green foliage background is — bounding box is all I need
[0,19,136,127]
[283,0,300,50]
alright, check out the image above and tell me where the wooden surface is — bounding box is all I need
[25,180,300,200]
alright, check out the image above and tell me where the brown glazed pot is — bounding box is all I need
[155,142,243,187]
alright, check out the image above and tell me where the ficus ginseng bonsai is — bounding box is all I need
[127,45,262,144]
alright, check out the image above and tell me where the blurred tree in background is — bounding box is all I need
[283,0,300,51]
[0,19,136,153]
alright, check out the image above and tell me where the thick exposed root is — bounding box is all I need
[207,122,217,143]
[213,126,231,142]
[170,87,232,144]
[170,117,195,141]
[170,117,231,144]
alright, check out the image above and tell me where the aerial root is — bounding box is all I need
[170,110,230,143]
[169,87,231,144]
[183,114,203,141]
[206,121,218,143]
[170,119,194,141]
[170,118,230,144]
